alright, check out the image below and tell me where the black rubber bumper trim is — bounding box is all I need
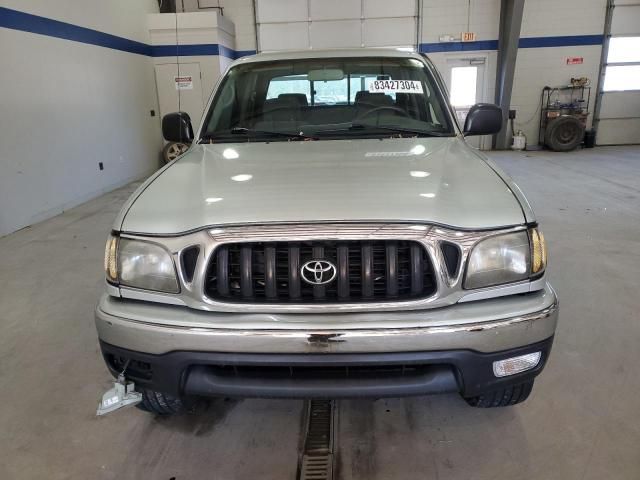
[99,336,554,399]
[184,364,458,399]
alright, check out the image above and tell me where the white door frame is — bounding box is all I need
[445,54,490,149]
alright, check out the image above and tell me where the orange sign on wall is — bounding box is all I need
[461,32,476,42]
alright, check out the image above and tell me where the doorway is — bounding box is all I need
[445,57,487,149]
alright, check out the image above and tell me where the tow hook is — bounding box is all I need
[96,361,142,416]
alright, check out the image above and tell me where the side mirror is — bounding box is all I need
[463,103,503,136]
[162,112,194,142]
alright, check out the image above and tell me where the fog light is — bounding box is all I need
[493,352,541,377]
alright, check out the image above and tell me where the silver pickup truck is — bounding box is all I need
[96,49,557,415]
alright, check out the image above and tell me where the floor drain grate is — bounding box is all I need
[298,400,335,480]
[300,454,333,480]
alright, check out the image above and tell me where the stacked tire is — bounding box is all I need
[544,115,585,152]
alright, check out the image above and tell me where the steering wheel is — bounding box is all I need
[354,105,412,122]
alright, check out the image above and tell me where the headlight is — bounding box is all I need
[464,230,531,289]
[104,235,179,293]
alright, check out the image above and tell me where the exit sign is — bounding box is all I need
[566,57,584,65]
[461,32,476,42]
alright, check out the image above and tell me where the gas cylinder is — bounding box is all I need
[512,130,526,150]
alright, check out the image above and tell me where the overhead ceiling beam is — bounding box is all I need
[494,0,525,149]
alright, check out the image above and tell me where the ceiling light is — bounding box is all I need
[205,197,223,204]
[410,170,430,178]
[420,193,436,198]
[410,145,426,155]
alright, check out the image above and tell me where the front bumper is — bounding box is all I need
[95,284,558,399]
[100,337,554,399]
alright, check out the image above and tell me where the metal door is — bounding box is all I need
[445,57,487,149]
[254,0,418,51]
[154,63,205,133]
[595,0,640,145]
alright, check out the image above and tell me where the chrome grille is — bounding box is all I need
[204,240,436,303]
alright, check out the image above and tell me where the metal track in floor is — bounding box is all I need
[298,400,336,480]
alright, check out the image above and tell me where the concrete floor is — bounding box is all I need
[1,146,639,479]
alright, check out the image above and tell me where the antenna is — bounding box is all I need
[175,6,181,117]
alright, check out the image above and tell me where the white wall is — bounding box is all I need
[512,0,606,143]
[0,1,163,237]
[421,0,499,150]
[219,0,256,52]
[179,0,257,52]
[148,11,236,119]
[511,46,603,143]
[422,0,500,108]
[421,0,606,146]
[421,0,500,44]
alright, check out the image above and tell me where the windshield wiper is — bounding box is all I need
[230,127,315,140]
[316,123,452,137]
[198,127,315,143]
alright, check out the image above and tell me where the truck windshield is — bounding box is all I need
[200,57,455,142]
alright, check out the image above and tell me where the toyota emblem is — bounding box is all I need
[301,260,337,285]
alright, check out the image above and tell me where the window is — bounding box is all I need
[607,37,640,63]
[603,36,640,91]
[313,79,348,105]
[450,66,477,107]
[266,75,311,102]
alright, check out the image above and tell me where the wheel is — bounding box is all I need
[464,380,534,408]
[162,141,190,164]
[136,388,185,415]
[544,115,584,152]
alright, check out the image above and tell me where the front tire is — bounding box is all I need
[136,389,185,415]
[464,380,534,408]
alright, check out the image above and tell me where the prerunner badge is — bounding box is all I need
[368,80,423,94]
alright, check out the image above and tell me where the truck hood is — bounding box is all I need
[118,137,525,234]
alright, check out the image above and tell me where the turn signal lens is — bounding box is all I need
[530,228,547,274]
[493,352,541,377]
[104,235,118,282]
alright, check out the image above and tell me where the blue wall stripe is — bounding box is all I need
[0,6,255,59]
[151,44,220,57]
[419,40,499,53]
[518,34,603,48]
[420,34,603,53]
[150,44,256,58]
[1,7,600,59]
[235,49,258,58]
[0,6,151,56]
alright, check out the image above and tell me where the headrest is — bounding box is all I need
[278,93,308,107]
[354,91,394,107]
